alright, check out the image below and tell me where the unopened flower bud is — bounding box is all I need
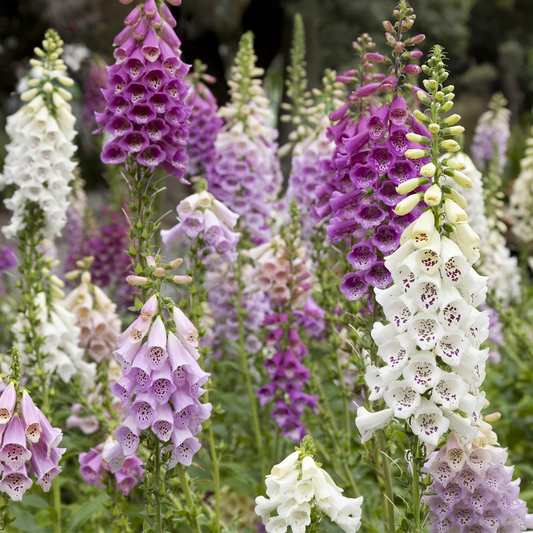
[416,91,431,105]
[20,88,39,101]
[443,126,464,136]
[406,133,430,144]
[444,198,468,224]
[34,47,46,57]
[29,59,43,67]
[410,34,425,44]
[394,42,405,53]
[446,158,467,171]
[81,271,91,284]
[450,170,473,189]
[441,139,460,153]
[127,275,148,286]
[420,162,437,177]
[439,101,454,113]
[447,188,467,209]
[393,193,422,216]
[50,275,65,288]
[428,123,440,135]
[383,20,395,33]
[456,222,480,248]
[484,412,501,423]
[75,260,86,269]
[167,258,183,270]
[146,256,156,267]
[424,184,442,206]
[172,275,192,285]
[435,91,445,101]
[154,267,165,278]
[412,210,436,247]
[57,76,74,87]
[65,270,82,280]
[396,178,422,194]
[56,87,73,101]
[43,82,53,93]
[413,110,430,125]
[51,285,65,299]
[405,149,429,159]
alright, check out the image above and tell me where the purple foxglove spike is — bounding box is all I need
[0,464,33,501]
[115,416,141,456]
[330,189,364,217]
[257,382,277,405]
[161,221,184,247]
[115,471,138,495]
[172,307,199,348]
[160,3,177,27]
[340,272,367,301]
[390,94,408,125]
[272,399,291,427]
[279,351,306,380]
[108,94,130,115]
[159,39,181,76]
[371,225,401,253]
[380,75,397,91]
[150,10,163,29]
[114,37,137,64]
[129,391,157,430]
[347,243,377,271]
[388,160,416,185]
[329,102,350,122]
[288,390,318,415]
[118,132,150,154]
[124,82,147,104]
[36,409,63,459]
[0,415,32,471]
[349,164,379,189]
[142,118,170,142]
[204,209,222,246]
[354,202,387,229]
[114,24,135,47]
[127,103,157,125]
[101,143,127,165]
[0,382,16,425]
[149,92,171,115]
[80,449,105,486]
[160,21,181,51]
[29,441,61,492]
[126,345,153,391]
[288,330,303,352]
[282,420,306,442]
[151,362,177,404]
[377,181,404,207]
[124,5,142,26]
[364,261,392,290]
[367,146,396,174]
[137,145,166,167]
[102,439,126,474]
[356,83,381,98]
[132,15,148,40]
[20,391,42,443]
[343,130,370,155]
[125,46,147,78]
[368,103,390,139]
[326,216,358,243]
[143,0,157,17]
[142,27,161,63]
[152,402,174,442]
[110,376,138,406]
[145,315,168,370]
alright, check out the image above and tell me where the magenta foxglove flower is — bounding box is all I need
[95,1,191,180]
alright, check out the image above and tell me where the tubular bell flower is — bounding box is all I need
[95,0,191,180]
[255,437,364,533]
[206,32,283,244]
[0,30,78,240]
[357,46,489,447]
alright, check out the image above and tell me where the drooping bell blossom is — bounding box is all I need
[111,295,211,468]
[79,438,144,496]
[255,441,364,533]
[185,79,224,177]
[480,302,504,364]
[423,428,533,533]
[95,1,191,180]
[284,118,335,240]
[448,153,520,305]
[0,388,65,501]
[82,58,109,138]
[510,127,533,244]
[161,190,241,264]
[0,46,78,239]
[471,92,511,172]
[206,32,283,244]
[62,271,122,363]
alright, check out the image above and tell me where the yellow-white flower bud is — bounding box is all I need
[417,91,431,105]
[455,222,480,248]
[446,158,467,171]
[412,210,436,248]
[56,87,73,101]
[444,198,468,224]
[50,285,65,299]
[428,123,440,134]
[424,184,442,206]
[441,139,460,152]
[81,271,92,284]
[396,178,422,194]
[440,101,454,113]
[413,110,430,125]
[420,162,436,177]
[393,193,421,216]
[43,82,54,93]
[20,88,39,102]
[445,126,464,136]
[172,275,193,285]
[447,188,467,209]
[34,47,46,57]
[167,258,183,269]
[50,274,65,288]
[406,133,429,144]
[146,256,156,268]
[127,275,148,286]
[154,267,166,278]
[64,270,82,280]
[405,149,428,159]
[441,114,461,126]
[57,76,74,87]
[29,58,43,67]
[484,412,501,423]
[450,170,473,189]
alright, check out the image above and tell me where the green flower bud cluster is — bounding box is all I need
[21,28,74,112]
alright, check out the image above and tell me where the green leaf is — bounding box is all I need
[9,509,37,532]
[67,493,107,532]
[19,494,50,509]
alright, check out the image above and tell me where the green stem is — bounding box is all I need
[178,465,201,533]
[412,436,421,533]
[53,478,61,533]
[154,438,163,533]
[206,391,220,533]
[379,430,394,533]
[235,253,266,480]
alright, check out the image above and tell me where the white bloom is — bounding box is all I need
[411,399,450,446]
[355,407,394,443]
